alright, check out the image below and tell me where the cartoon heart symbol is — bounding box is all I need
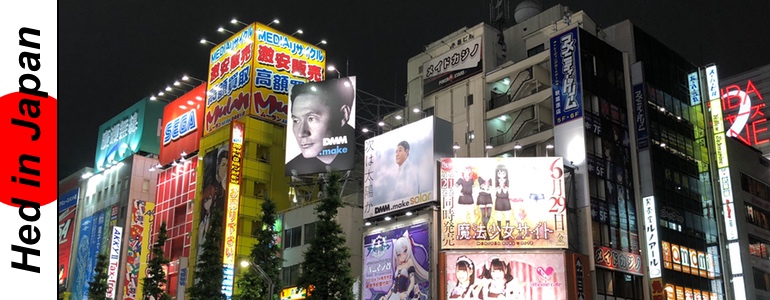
[537,266,555,279]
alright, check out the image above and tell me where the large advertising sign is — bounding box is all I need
[720,79,768,147]
[363,222,430,300]
[95,98,165,172]
[550,27,583,125]
[439,157,568,249]
[159,84,206,166]
[106,226,123,299]
[444,252,567,299]
[123,200,155,300]
[70,215,93,300]
[58,188,79,286]
[422,36,482,96]
[204,23,326,134]
[285,77,356,176]
[195,143,229,274]
[222,121,245,298]
[363,116,452,219]
[87,210,107,293]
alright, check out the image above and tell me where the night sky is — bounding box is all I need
[58,0,770,179]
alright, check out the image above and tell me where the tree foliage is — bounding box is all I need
[189,208,226,300]
[298,171,355,300]
[87,253,109,300]
[233,198,283,300]
[143,222,171,300]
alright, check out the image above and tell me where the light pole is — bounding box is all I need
[241,260,274,300]
[327,66,341,78]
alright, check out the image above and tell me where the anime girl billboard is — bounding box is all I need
[363,222,430,300]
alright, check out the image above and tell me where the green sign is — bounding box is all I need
[94,98,165,172]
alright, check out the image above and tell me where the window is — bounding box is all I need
[142,179,150,192]
[282,264,301,287]
[526,44,545,57]
[284,226,302,248]
[251,219,263,238]
[466,94,473,107]
[304,222,317,244]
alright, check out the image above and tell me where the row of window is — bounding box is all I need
[283,222,318,249]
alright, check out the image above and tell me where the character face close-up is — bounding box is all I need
[456,269,468,283]
[396,245,408,264]
[217,157,228,183]
[292,94,333,158]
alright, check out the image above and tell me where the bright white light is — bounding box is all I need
[546,144,554,149]
[362,128,369,133]
[150,96,157,100]
[364,222,372,226]
[395,115,402,120]
[174,81,181,86]
[81,172,93,179]
[413,108,420,113]
[158,92,165,96]
[485,144,493,150]
[187,100,195,105]
[405,212,413,216]
[240,260,250,268]
[195,96,203,101]
[384,216,392,221]
[310,86,317,92]
[499,115,508,121]
[328,66,337,71]
[502,78,510,85]
[183,75,190,80]
[378,121,385,127]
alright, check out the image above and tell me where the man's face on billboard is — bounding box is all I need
[292,94,333,158]
[396,145,408,167]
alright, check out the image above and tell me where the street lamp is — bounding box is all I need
[453,142,461,157]
[327,66,341,78]
[545,144,554,157]
[315,39,327,46]
[290,29,303,36]
[241,261,274,300]
[485,143,493,157]
[513,142,522,157]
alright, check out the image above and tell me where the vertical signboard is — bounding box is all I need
[70,215,93,300]
[160,84,206,166]
[363,116,452,219]
[285,77,357,176]
[222,121,245,298]
[106,226,123,299]
[252,23,326,125]
[86,210,107,294]
[642,196,661,278]
[421,36,483,96]
[688,72,701,106]
[58,188,79,286]
[363,222,430,300]
[445,252,567,299]
[439,157,568,249]
[633,81,649,150]
[123,200,155,300]
[551,26,583,125]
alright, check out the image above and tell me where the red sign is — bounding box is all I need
[58,205,77,285]
[721,80,768,146]
[159,84,206,165]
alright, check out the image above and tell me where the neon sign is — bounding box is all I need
[721,80,767,146]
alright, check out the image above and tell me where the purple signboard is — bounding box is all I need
[363,222,430,300]
[550,27,583,125]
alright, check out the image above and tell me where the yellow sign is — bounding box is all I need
[281,286,312,300]
[223,121,244,265]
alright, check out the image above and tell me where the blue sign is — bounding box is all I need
[688,71,701,106]
[82,211,106,299]
[58,188,79,212]
[70,215,93,300]
[633,83,649,150]
[550,27,583,125]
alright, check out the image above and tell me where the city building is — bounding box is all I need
[147,83,207,299]
[66,97,164,300]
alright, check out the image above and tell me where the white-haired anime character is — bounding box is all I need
[380,230,430,300]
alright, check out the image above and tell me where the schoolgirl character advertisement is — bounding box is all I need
[440,157,568,249]
[363,222,430,300]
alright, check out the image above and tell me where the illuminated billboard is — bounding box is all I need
[222,121,244,298]
[70,215,93,300]
[363,222,430,300]
[642,196,661,278]
[58,188,79,286]
[719,79,768,147]
[195,143,229,272]
[123,200,155,300]
[159,84,206,166]
[594,246,643,276]
[95,98,165,172]
[204,23,326,135]
[550,27,583,125]
[285,77,356,176]
[439,157,567,249]
[422,36,482,96]
[106,226,123,299]
[444,252,567,299]
[363,116,453,219]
